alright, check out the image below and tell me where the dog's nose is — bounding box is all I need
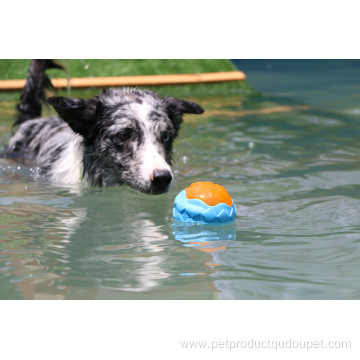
[151,169,172,191]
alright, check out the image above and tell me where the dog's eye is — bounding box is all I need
[119,129,132,141]
[162,133,170,143]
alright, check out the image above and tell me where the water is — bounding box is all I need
[1,60,360,299]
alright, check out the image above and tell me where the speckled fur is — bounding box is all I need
[7,61,204,194]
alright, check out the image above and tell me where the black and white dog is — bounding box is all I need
[7,60,204,194]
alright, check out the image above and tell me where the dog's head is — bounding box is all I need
[48,89,204,194]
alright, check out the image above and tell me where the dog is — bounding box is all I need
[6,60,204,194]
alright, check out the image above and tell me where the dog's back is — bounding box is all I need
[9,115,84,183]
[8,60,84,183]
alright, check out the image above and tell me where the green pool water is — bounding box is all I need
[1,60,360,299]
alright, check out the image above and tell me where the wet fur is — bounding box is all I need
[7,60,204,194]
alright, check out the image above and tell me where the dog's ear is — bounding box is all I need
[164,97,204,132]
[47,96,98,137]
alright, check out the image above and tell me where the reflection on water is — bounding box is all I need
[2,61,360,299]
[172,222,236,244]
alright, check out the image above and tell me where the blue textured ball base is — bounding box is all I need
[173,190,236,225]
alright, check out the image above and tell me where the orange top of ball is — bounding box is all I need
[185,182,233,207]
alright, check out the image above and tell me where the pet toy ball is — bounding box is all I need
[173,182,236,224]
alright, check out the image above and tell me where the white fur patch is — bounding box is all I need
[139,137,172,183]
[129,102,173,184]
[48,134,84,184]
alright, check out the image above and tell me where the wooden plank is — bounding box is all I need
[0,71,246,91]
